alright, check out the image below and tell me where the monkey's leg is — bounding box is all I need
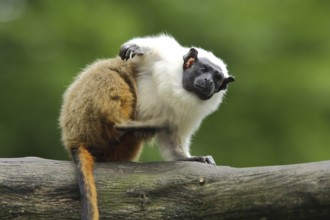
[157,131,217,166]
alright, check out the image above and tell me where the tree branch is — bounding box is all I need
[0,157,329,219]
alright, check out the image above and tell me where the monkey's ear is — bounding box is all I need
[183,48,198,69]
[226,76,235,84]
[218,76,235,91]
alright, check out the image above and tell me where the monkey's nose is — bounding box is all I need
[195,77,212,88]
[204,77,211,82]
[195,78,214,96]
[200,75,213,86]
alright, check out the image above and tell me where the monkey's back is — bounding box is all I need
[59,57,143,162]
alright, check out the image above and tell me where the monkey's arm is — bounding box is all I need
[119,35,182,62]
[114,118,168,132]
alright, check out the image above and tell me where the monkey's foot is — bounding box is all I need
[119,44,146,61]
[181,156,216,166]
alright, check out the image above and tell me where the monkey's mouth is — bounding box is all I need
[194,84,214,100]
[183,80,214,101]
[197,93,213,100]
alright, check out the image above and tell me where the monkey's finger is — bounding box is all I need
[119,44,135,60]
[124,48,133,61]
[119,44,130,60]
[181,156,216,166]
[119,44,145,61]
[204,156,216,166]
[126,47,143,60]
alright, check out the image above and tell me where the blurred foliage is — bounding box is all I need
[0,0,329,167]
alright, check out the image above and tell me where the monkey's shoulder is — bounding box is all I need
[68,57,138,96]
[81,57,136,79]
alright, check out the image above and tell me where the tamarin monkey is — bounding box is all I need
[59,34,234,220]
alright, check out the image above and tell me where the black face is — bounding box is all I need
[182,48,234,100]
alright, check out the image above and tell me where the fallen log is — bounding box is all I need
[0,157,329,219]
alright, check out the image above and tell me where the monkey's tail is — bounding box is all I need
[71,147,99,220]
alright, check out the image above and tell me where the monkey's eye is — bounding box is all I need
[214,73,223,82]
[200,66,208,72]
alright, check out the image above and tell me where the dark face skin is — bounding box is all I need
[182,48,234,100]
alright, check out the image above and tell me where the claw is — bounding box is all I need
[180,155,216,166]
[119,44,144,61]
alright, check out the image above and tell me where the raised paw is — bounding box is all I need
[181,155,216,166]
[119,44,144,61]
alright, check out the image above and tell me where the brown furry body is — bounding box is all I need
[60,57,143,162]
[59,57,144,220]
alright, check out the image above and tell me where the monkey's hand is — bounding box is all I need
[181,156,216,166]
[119,44,147,61]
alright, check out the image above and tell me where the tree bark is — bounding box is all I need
[0,157,329,220]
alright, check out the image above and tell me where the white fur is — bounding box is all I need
[123,34,229,160]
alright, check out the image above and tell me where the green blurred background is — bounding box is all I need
[0,0,329,167]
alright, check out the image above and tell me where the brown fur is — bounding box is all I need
[59,57,145,220]
[60,57,143,162]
